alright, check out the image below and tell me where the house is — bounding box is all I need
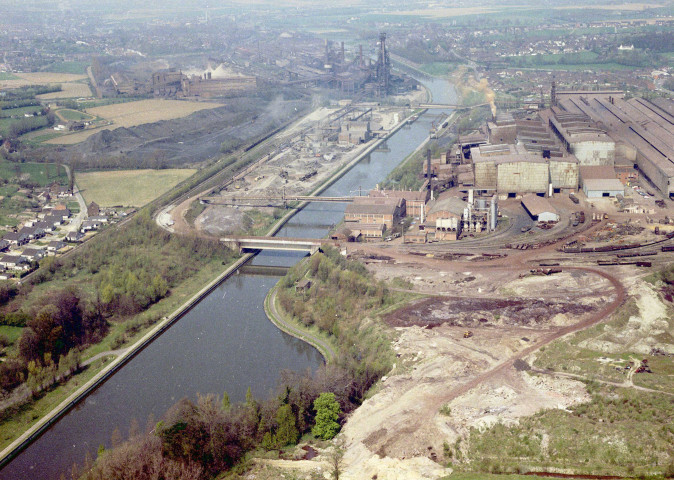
[34,221,53,233]
[89,215,108,223]
[87,201,100,217]
[47,240,67,253]
[21,247,45,262]
[50,183,71,198]
[19,226,45,240]
[3,232,29,246]
[0,239,10,252]
[21,248,45,262]
[81,220,100,232]
[53,204,71,219]
[44,214,63,227]
[0,255,30,271]
[66,231,85,242]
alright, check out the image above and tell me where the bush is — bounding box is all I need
[312,392,341,440]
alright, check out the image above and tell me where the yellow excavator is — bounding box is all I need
[463,331,473,339]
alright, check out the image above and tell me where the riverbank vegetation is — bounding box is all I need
[77,248,405,479]
[0,211,235,449]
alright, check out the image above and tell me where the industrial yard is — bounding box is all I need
[165,84,674,479]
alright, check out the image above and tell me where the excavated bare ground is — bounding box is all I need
[384,295,601,328]
[332,255,627,480]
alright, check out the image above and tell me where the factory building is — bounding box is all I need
[545,109,615,166]
[549,156,579,192]
[521,194,559,222]
[471,144,551,195]
[579,166,625,198]
[151,69,184,96]
[344,197,403,230]
[553,91,674,198]
[487,112,517,144]
[338,120,371,145]
[181,73,258,98]
[368,189,429,218]
[424,196,466,241]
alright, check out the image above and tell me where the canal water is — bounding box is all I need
[0,77,456,480]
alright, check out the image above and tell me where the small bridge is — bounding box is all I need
[221,236,336,254]
[417,103,489,110]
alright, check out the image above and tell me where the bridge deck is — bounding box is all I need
[220,236,336,253]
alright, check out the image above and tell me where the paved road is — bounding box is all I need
[266,287,336,363]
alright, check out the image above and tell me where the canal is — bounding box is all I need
[0,77,456,480]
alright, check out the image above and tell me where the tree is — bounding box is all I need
[312,392,341,440]
[327,439,346,480]
[274,404,299,447]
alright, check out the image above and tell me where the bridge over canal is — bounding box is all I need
[417,102,489,110]
[220,236,337,254]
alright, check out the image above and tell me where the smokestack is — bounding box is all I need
[551,78,557,107]
[490,195,497,231]
[341,41,345,63]
[325,39,329,66]
[426,148,432,184]
[359,45,363,66]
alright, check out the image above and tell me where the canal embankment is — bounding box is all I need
[0,251,255,468]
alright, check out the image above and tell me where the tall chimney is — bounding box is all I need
[359,45,363,66]
[426,149,432,194]
[341,41,345,63]
[325,39,329,66]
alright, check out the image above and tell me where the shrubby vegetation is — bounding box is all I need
[461,386,674,477]
[6,112,55,139]
[0,85,61,102]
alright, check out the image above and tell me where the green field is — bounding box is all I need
[0,72,19,80]
[77,169,197,207]
[0,106,41,117]
[42,61,89,75]
[0,160,67,187]
[0,325,23,346]
[57,108,94,121]
[0,106,44,136]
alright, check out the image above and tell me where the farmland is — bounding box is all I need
[76,168,197,207]
[0,72,88,90]
[37,81,92,99]
[45,99,223,145]
[55,109,95,122]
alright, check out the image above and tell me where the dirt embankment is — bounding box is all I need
[38,97,310,169]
